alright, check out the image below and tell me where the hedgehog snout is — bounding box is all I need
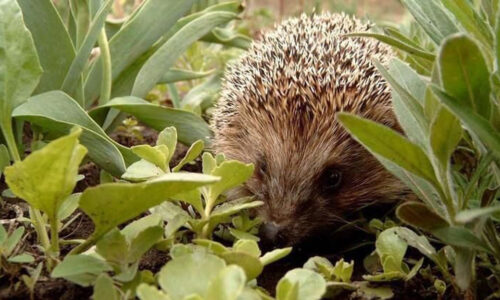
[259,222,289,248]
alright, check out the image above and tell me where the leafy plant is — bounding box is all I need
[341,0,500,295]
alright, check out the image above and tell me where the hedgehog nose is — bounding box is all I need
[259,222,287,248]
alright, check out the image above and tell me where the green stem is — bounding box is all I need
[2,119,21,162]
[68,235,98,255]
[49,217,60,256]
[98,28,112,105]
[167,83,181,108]
[29,207,50,252]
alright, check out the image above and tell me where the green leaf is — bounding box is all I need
[454,247,474,290]
[132,11,238,97]
[58,193,81,221]
[159,252,226,300]
[0,0,43,159]
[441,0,494,49]
[347,33,435,60]
[431,87,500,161]
[206,265,246,300]
[431,227,493,254]
[396,202,449,231]
[80,173,218,242]
[337,113,437,186]
[393,227,436,259]
[260,247,293,266]
[121,214,163,242]
[3,226,24,256]
[430,107,462,170]
[376,228,407,273]
[211,199,264,220]
[85,0,197,101]
[194,239,229,255]
[207,161,255,203]
[93,273,119,300]
[4,128,86,222]
[137,284,171,300]
[221,251,264,280]
[128,226,163,262]
[160,68,214,84]
[96,229,128,268]
[13,91,136,176]
[201,27,252,50]
[132,145,168,171]
[157,127,177,163]
[438,34,491,119]
[355,282,394,299]
[181,74,222,111]
[122,160,165,182]
[455,205,500,223]
[400,0,459,45]
[276,269,327,300]
[233,239,261,257]
[381,59,428,147]
[17,0,73,93]
[90,97,212,145]
[7,253,34,263]
[51,255,112,287]
[173,140,204,172]
[61,0,113,99]
[332,259,354,283]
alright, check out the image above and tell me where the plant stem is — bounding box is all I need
[1,119,21,162]
[49,217,59,256]
[68,235,97,255]
[98,28,112,105]
[29,207,50,252]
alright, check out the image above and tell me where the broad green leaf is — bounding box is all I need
[441,0,494,49]
[401,0,459,44]
[201,27,252,50]
[454,247,474,290]
[128,226,163,262]
[396,202,449,231]
[89,97,212,145]
[431,227,493,254]
[438,34,491,119]
[4,128,86,222]
[165,214,189,238]
[7,253,34,263]
[337,113,438,186]
[132,145,168,171]
[194,239,230,255]
[332,259,354,283]
[276,281,299,300]
[211,200,264,220]
[382,59,428,147]
[159,252,226,300]
[376,228,407,273]
[80,173,218,240]
[157,127,177,163]
[455,205,500,223]
[51,255,112,286]
[394,227,436,259]
[13,91,136,176]
[121,214,163,242]
[96,229,128,268]
[84,0,196,102]
[137,284,170,300]
[347,33,435,60]
[17,0,73,93]
[0,225,6,244]
[61,0,112,99]
[221,252,263,280]
[132,11,237,97]
[203,152,217,175]
[93,273,119,300]
[276,269,327,300]
[122,160,165,182]
[233,239,261,257]
[0,0,43,159]
[303,256,334,279]
[173,140,204,172]
[207,161,255,203]
[260,247,293,266]
[355,282,394,299]
[160,68,214,84]
[430,107,462,170]
[206,265,246,300]
[431,87,500,162]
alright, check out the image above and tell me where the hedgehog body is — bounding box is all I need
[212,13,407,246]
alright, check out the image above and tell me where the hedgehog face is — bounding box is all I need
[211,13,408,246]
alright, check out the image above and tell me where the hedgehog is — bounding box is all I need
[212,12,408,247]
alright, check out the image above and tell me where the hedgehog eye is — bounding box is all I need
[257,159,268,177]
[320,168,342,194]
